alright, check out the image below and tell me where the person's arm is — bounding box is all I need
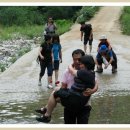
[81,31,83,41]
[51,48,54,64]
[59,50,62,63]
[44,23,48,31]
[95,54,101,68]
[107,40,112,50]
[59,44,62,63]
[89,29,93,40]
[54,23,57,30]
[61,70,69,89]
[97,42,101,52]
[39,47,44,60]
[104,51,113,69]
[68,64,78,77]
[83,78,98,96]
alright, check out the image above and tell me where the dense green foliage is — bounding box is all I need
[76,6,100,23]
[120,7,130,35]
[0,6,81,26]
[0,6,100,72]
[0,6,100,40]
[0,6,80,40]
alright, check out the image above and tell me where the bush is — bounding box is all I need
[120,7,130,35]
[0,63,6,72]
[56,19,73,35]
[0,6,81,26]
[76,6,100,23]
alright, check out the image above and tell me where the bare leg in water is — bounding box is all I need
[42,87,61,117]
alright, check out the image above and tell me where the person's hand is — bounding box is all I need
[52,59,54,64]
[60,59,62,63]
[89,36,92,40]
[40,55,44,60]
[83,88,93,96]
[81,38,82,41]
[104,64,109,69]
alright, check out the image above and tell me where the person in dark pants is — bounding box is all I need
[38,35,53,88]
[80,21,93,54]
[36,49,98,124]
[95,45,117,73]
[64,105,91,124]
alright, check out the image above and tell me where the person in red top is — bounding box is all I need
[97,35,112,52]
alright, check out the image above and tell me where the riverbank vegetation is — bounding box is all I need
[0,6,100,40]
[120,7,130,35]
[0,6,100,72]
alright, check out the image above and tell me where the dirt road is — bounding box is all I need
[0,6,130,124]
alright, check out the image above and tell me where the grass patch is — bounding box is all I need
[56,19,73,35]
[0,19,73,40]
[120,7,130,35]
[0,63,6,72]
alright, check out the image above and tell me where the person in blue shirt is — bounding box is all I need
[52,34,62,86]
[95,45,117,73]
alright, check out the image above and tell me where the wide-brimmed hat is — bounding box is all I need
[100,35,107,40]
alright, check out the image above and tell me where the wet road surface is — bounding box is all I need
[0,39,130,124]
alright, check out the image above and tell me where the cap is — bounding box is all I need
[100,35,107,40]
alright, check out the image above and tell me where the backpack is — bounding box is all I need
[86,24,92,30]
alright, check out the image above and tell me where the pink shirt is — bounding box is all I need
[61,69,91,106]
[61,69,74,89]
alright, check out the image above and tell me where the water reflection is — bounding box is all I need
[90,95,130,124]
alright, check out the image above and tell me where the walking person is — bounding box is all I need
[80,21,93,54]
[38,35,53,88]
[52,34,62,86]
[36,49,98,124]
[44,17,57,37]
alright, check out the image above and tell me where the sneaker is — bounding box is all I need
[38,81,42,86]
[47,84,53,89]
[35,107,47,114]
[36,115,51,123]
